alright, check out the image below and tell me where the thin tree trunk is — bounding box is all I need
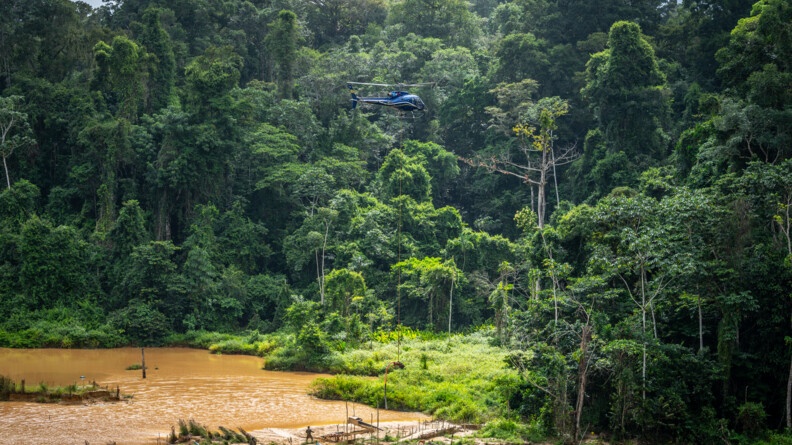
[551,133,560,206]
[318,218,331,305]
[787,306,792,430]
[448,275,454,334]
[699,294,704,352]
[786,340,791,429]
[315,248,323,305]
[429,292,433,327]
[779,200,792,430]
[540,232,558,329]
[651,301,658,339]
[641,267,647,401]
[2,155,9,189]
[574,325,591,441]
[538,147,548,229]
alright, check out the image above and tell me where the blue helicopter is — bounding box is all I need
[347,82,432,114]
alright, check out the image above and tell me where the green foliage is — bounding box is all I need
[18,215,98,309]
[737,402,767,438]
[136,7,176,112]
[579,21,671,196]
[92,36,149,119]
[0,95,35,189]
[184,45,243,112]
[265,10,300,98]
[377,149,433,203]
[325,268,367,316]
[716,0,792,91]
[108,300,170,345]
[310,331,517,422]
[479,418,544,443]
[386,0,482,47]
[0,0,791,442]
[0,316,124,349]
[393,256,463,330]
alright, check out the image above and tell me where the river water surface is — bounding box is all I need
[0,348,425,445]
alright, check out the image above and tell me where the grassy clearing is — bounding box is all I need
[166,329,524,426]
[309,330,521,424]
[162,328,546,440]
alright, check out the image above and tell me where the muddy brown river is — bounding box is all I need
[0,348,426,445]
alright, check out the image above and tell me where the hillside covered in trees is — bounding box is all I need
[1,0,791,443]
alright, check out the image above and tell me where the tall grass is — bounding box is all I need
[165,330,282,356]
[309,330,521,424]
[0,375,14,400]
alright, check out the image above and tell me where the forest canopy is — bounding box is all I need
[1,0,791,443]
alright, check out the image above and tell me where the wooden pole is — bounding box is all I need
[141,348,146,379]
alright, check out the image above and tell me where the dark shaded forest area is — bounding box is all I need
[0,0,791,443]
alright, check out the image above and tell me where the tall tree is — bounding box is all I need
[305,0,387,47]
[325,268,367,316]
[393,256,461,330]
[265,10,300,99]
[376,149,433,203]
[93,36,150,120]
[715,0,792,92]
[137,7,176,112]
[463,97,578,229]
[580,21,671,196]
[386,0,482,48]
[0,95,34,189]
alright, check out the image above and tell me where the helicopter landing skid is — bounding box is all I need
[399,111,425,119]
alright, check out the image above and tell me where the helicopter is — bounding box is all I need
[347,82,433,114]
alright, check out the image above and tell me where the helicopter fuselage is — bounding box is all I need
[350,89,426,112]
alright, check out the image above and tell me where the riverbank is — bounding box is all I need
[248,421,611,445]
[0,348,428,445]
[251,421,478,444]
[0,375,124,404]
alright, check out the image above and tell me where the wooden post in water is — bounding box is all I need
[141,348,146,379]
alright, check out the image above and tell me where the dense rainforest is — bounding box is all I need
[1,0,791,443]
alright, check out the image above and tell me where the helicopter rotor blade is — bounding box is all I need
[346,81,393,87]
[397,82,436,88]
[347,81,436,89]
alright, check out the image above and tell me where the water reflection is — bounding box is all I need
[0,348,426,444]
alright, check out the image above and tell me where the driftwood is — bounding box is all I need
[403,426,461,441]
[319,417,382,443]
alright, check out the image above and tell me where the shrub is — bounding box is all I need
[109,301,170,345]
[208,338,256,355]
[736,402,766,438]
[479,419,544,443]
[0,375,15,400]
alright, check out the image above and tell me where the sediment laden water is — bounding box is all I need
[0,348,426,445]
